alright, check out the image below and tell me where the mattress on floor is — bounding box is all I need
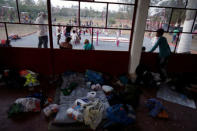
[54,73,109,123]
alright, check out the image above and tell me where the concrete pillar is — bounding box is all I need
[128,0,150,74]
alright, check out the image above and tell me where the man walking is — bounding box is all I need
[36,12,48,48]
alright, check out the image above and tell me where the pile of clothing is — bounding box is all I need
[53,71,139,130]
[54,72,110,130]
[8,34,21,41]
[8,98,41,118]
[66,92,106,130]
[19,70,40,87]
[1,69,26,88]
[85,70,104,85]
[8,93,55,118]
[0,69,40,89]
[146,98,168,119]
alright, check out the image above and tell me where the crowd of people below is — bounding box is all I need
[36,12,94,50]
[56,24,94,50]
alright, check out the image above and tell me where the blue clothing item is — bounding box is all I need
[146,98,166,117]
[65,32,70,38]
[149,37,171,58]
[172,35,177,43]
[105,104,136,126]
[85,70,104,84]
[119,76,129,85]
[84,43,94,50]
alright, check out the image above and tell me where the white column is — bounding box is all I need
[128,0,150,74]
[177,0,197,53]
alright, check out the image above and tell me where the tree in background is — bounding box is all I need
[21,0,35,5]
[119,0,134,20]
[0,0,17,22]
[35,0,47,14]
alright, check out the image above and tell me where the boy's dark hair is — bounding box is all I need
[66,37,72,42]
[73,30,76,33]
[156,28,164,36]
[142,46,146,52]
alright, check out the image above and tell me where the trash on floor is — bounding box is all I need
[7,103,25,118]
[135,64,157,88]
[27,93,52,108]
[8,97,41,118]
[43,104,59,117]
[14,98,41,112]
[91,83,101,91]
[2,69,26,88]
[21,70,40,87]
[61,82,78,96]
[146,98,168,118]
[84,100,105,130]
[104,104,136,128]
[65,95,105,129]
[85,70,104,84]
[102,85,113,93]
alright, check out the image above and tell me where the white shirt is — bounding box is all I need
[56,26,61,36]
[72,33,77,41]
[35,16,47,36]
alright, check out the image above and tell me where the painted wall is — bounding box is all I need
[0,48,197,75]
[0,48,129,75]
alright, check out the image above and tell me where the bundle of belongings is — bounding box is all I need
[85,70,104,85]
[8,34,21,41]
[67,97,105,130]
[50,70,137,130]
[146,98,168,119]
[103,104,136,128]
[135,63,159,87]
[1,69,26,88]
[0,69,39,89]
[19,70,40,87]
[8,93,55,118]
[53,72,110,130]
[8,98,41,118]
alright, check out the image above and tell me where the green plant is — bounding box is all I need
[109,18,116,25]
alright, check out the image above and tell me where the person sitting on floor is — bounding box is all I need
[60,37,72,49]
[83,39,94,50]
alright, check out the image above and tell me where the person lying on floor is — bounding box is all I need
[60,37,72,49]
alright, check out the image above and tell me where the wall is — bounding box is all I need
[0,48,129,75]
[0,48,197,75]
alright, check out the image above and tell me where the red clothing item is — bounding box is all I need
[1,40,6,44]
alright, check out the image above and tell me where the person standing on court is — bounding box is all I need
[56,23,62,45]
[65,25,72,38]
[35,12,48,48]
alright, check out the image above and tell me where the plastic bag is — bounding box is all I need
[15,98,41,112]
[43,104,59,117]
[83,100,104,130]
